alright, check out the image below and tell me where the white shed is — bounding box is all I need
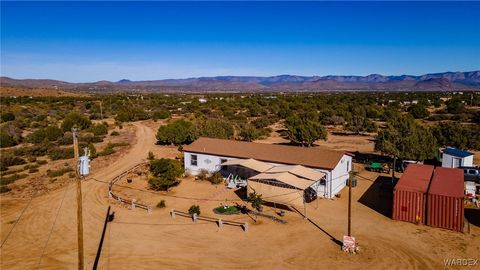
[441,148,474,168]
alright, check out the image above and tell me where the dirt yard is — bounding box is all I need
[1,121,479,269]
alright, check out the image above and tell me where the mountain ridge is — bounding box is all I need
[1,71,479,92]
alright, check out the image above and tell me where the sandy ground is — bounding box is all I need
[1,121,479,269]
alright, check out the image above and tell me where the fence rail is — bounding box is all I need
[170,209,248,232]
[108,163,151,212]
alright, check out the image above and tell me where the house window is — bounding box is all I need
[190,154,198,166]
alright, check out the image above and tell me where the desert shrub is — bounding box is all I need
[0,185,11,193]
[207,172,224,185]
[198,119,234,139]
[285,114,327,146]
[91,123,108,136]
[408,104,430,119]
[36,159,48,165]
[147,151,155,160]
[188,205,201,216]
[27,126,63,144]
[238,124,264,142]
[24,164,39,170]
[57,132,73,145]
[0,131,17,148]
[14,144,51,157]
[27,156,37,163]
[48,147,74,160]
[46,167,73,178]
[0,155,26,171]
[156,200,166,208]
[156,119,197,145]
[153,110,171,120]
[196,169,209,180]
[0,173,28,185]
[0,112,15,122]
[29,168,39,173]
[110,131,120,136]
[98,145,115,156]
[79,134,104,144]
[148,158,183,191]
[61,112,92,132]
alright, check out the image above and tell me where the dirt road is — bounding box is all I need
[0,121,157,269]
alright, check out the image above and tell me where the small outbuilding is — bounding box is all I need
[441,148,474,168]
[427,167,465,232]
[393,164,434,225]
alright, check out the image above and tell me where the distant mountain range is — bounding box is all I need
[1,71,479,92]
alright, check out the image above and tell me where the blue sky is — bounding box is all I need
[1,1,479,82]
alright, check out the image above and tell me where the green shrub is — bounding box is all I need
[0,185,12,193]
[153,110,171,120]
[207,172,224,185]
[156,200,166,208]
[14,143,51,157]
[36,159,48,165]
[196,169,209,180]
[0,155,26,171]
[188,205,201,216]
[148,158,183,191]
[0,112,15,122]
[0,131,17,148]
[0,173,28,185]
[29,168,39,173]
[46,167,73,178]
[156,119,197,145]
[61,112,92,132]
[91,123,108,136]
[48,147,74,160]
[110,131,120,136]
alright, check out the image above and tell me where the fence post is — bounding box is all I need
[218,219,223,229]
[171,209,175,219]
[131,199,136,209]
[193,213,198,223]
[147,207,152,214]
[243,222,249,232]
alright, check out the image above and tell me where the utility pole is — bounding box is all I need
[348,170,352,236]
[72,128,84,270]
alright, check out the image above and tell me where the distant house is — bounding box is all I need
[198,98,207,103]
[182,137,352,198]
[441,148,474,168]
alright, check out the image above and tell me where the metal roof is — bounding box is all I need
[394,164,434,193]
[443,148,474,158]
[183,137,345,170]
[428,167,464,198]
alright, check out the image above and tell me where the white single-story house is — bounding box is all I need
[441,148,474,168]
[183,137,352,199]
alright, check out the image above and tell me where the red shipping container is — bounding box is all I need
[427,167,464,232]
[393,164,434,224]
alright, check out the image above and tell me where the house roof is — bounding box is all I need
[183,137,345,170]
[443,148,474,158]
[395,164,434,193]
[249,172,315,190]
[221,158,273,172]
[429,167,464,198]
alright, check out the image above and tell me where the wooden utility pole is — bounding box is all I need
[72,128,84,270]
[347,170,352,236]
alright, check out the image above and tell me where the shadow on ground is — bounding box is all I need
[358,175,396,219]
[465,209,480,227]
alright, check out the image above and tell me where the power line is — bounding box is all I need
[1,191,37,249]
[35,181,72,270]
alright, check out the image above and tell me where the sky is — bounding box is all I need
[1,1,479,82]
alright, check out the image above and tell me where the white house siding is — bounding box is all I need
[184,151,352,199]
[442,153,474,168]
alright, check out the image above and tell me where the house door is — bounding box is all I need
[452,158,461,168]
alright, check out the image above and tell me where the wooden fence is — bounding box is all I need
[108,163,152,212]
[170,209,249,232]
